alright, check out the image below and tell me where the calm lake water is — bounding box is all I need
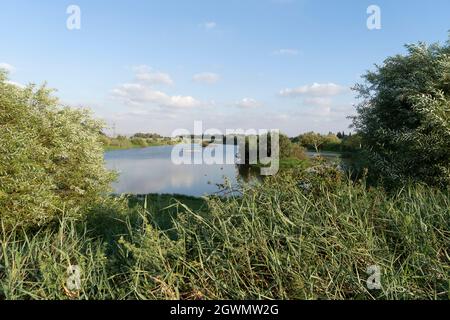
[105,145,342,197]
[105,144,241,197]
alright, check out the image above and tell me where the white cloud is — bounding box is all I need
[133,65,174,85]
[201,21,217,30]
[279,83,348,97]
[136,71,174,86]
[105,70,353,135]
[112,66,208,110]
[103,101,354,137]
[193,72,220,84]
[276,83,352,127]
[272,49,299,56]
[296,102,356,120]
[298,105,332,117]
[112,83,201,109]
[0,63,15,73]
[235,98,261,109]
[303,97,332,107]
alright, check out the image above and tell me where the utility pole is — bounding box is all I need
[112,122,117,138]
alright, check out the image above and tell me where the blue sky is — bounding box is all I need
[1,0,449,136]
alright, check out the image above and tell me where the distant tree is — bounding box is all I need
[238,133,306,165]
[133,132,162,139]
[341,134,362,152]
[352,38,450,187]
[320,133,341,152]
[279,134,306,160]
[324,133,341,145]
[130,137,148,147]
[298,132,323,153]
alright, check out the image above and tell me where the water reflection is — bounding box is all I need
[105,145,345,197]
[105,145,241,197]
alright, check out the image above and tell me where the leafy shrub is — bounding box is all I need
[352,39,450,188]
[238,133,307,167]
[130,137,148,147]
[279,134,307,160]
[0,71,115,229]
[341,134,362,152]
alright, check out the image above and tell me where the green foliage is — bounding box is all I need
[1,39,448,301]
[132,132,163,139]
[341,134,362,152]
[0,71,115,229]
[352,40,450,187]
[279,133,307,160]
[1,174,448,300]
[101,135,135,150]
[238,133,307,170]
[130,137,148,147]
[101,134,175,151]
[296,132,343,152]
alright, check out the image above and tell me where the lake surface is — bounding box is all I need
[105,145,343,197]
[105,144,241,197]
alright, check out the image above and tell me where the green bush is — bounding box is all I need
[341,134,362,152]
[352,39,450,188]
[279,134,307,160]
[130,137,148,147]
[0,71,115,229]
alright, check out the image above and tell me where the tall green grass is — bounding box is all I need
[1,174,449,300]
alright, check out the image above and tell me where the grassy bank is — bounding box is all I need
[1,173,448,300]
[101,135,176,151]
[103,141,171,152]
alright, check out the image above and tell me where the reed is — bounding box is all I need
[1,175,448,300]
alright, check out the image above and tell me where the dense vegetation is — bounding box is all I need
[100,133,176,151]
[352,40,450,188]
[1,38,449,300]
[237,133,309,171]
[1,171,448,300]
[292,132,362,153]
[0,71,114,230]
